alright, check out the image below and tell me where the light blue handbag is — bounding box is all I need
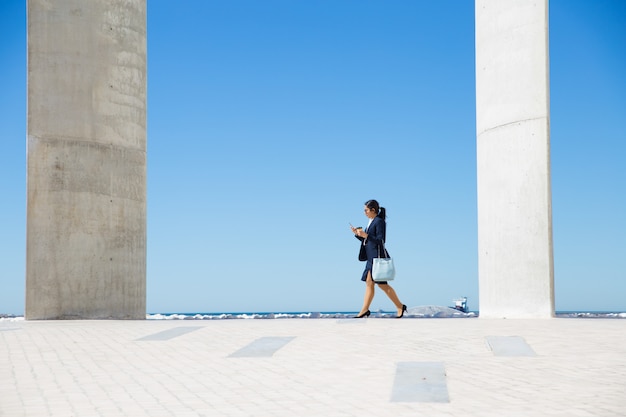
[372,241,395,282]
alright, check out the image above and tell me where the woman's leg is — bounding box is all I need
[376,283,404,315]
[357,271,376,316]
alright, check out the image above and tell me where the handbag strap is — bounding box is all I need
[377,240,390,258]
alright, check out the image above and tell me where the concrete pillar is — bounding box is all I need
[26,0,146,319]
[475,0,555,318]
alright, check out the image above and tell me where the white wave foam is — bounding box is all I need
[0,316,24,322]
[145,307,477,320]
[2,310,624,321]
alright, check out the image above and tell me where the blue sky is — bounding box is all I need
[1,1,624,315]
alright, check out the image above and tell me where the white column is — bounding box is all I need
[475,0,554,318]
[26,0,147,319]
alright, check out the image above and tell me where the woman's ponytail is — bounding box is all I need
[378,206,386,220]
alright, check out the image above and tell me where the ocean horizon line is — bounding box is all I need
[3,307,626,321]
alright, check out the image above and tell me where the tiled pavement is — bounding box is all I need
[1,317,625,416]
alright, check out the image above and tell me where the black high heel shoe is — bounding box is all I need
[396,305,407,318]
[355,310,371,318]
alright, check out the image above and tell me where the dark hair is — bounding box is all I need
[364,199,386,220]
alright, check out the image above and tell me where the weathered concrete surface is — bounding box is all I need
[475,0,554,318]
[26,0,146,319]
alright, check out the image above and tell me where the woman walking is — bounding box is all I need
[350,199,407,318]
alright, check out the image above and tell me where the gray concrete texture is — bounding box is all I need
[475,0,554,318]
[26,0,147,319]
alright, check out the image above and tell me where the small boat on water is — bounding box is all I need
[451,297,469,313]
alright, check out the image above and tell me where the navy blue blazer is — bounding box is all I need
[356,216,388,263]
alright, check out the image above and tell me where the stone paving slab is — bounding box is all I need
[1,318,625,417]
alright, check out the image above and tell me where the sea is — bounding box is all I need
[2,306,625,321]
